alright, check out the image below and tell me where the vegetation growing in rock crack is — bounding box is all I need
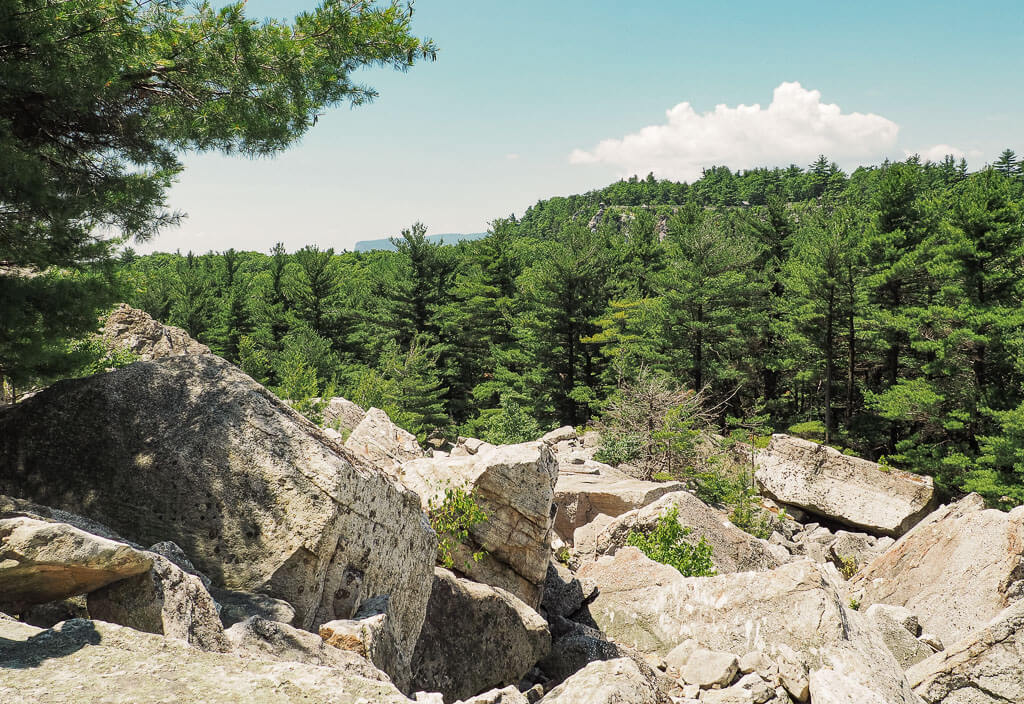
[626,504,716,577]
[427,486,488,570]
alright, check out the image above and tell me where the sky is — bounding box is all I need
[143,0,1024,254]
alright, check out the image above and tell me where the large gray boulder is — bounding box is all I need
[345,407,423,475]
[541,658,664,704]
[0,516,152,611]
[907,598,1024,704]
[102,303,211,360]
[553,472,686,544]
[0,618,412,704]
[755,434,936,536]
[399,442,559,607]
[87,551,231,652]
[578,547,918,704]
[0,354,436,666]
[850,494,1024,645]
[863,604,936,669]
[575,491,785,574]
[409,568,550,703]
[226,615,388,678]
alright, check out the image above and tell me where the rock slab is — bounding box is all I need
[579,547,918,704]
[0,354,436,665]
[0,516,152,610]
[0,618,411,704]
[755,434,936,536]
[575,491,784,574]
[907,598,1024,704]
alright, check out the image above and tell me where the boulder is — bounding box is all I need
[541,426,576,445]
[320,595,409,693]
[0,354,436,664]
[755,434,936,536]
[88,551,230,652]
[578,547,918,704]
[409,568,550,703]
[399,442,559,607]
[344,407,423,475]
[149,540,212,589]
[540,561,595,620]
[210,586,297,628]
[849,494,1024,645]
[863,604,935,669]
[700,673,776,704]
[0,618,412,703]
[322,397,366,435]
[576,492,785,574]
[0,516,152,611]
[907,598,1024,704]
[102,303,211,360]
[553,473,686,544]
[680,648,739,687]
[226,615,387,678]
[827,530,893,575]
[541,658,663,704]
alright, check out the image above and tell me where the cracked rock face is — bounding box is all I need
[0,354,436,668]
[398,442,559,608]
[908,598,1024,704]
[578,547,918,704]
[850,494,1024,646]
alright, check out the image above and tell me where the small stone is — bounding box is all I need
[680,648,738,688]
[665,638,699,673]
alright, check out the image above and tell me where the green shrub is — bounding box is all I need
[728,496,773,540]
[427,486,488,570]
[626,505,716,577]
[787,420,825,442]
[836,554,858,580]
[594,431,644,466]
[484,396,542,445]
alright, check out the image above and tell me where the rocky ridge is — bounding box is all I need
[0,306,1020,703]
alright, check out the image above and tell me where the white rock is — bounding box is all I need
[850,493,1024,645]
[542,657,661,704]
[0,516,152,610]
[541,426,577,445]
[578,548,918,704]
[553,473,686,544]
[907,598,1024,704]
[680,648,738,687]
[345,407,423,475]
[755,435,936,536]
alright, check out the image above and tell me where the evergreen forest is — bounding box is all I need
[18,152,1024,508]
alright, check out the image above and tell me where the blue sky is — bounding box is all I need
[146,0,1024,254]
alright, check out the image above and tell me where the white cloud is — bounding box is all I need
[569,82,900,181]
[904,144,965,162]
[505,153,520,160]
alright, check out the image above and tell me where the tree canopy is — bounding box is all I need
[0,0,435,388]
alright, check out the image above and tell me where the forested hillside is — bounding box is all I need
[79,152,1024,505]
